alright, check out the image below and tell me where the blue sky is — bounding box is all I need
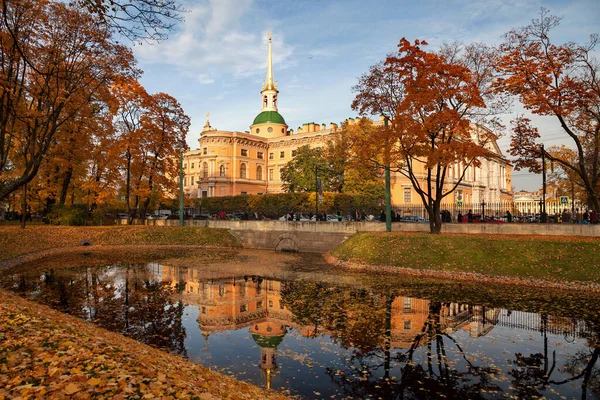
[132,0,600,191]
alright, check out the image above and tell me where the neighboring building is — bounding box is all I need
[182,34,513,207]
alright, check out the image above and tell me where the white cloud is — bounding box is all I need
[133,0,293,78]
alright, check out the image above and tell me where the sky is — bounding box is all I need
[131,0,600,192]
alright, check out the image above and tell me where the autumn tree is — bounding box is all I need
[135,92,189,220]
[0,0,134,202]
[112,78,151,222]
[352,38,494,234]
[496,9,600,210]
[76,0,186,42]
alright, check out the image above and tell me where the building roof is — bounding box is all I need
[252,111,286,126]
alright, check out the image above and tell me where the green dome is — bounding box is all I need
[252,111,286,125]
[251,334,284,348]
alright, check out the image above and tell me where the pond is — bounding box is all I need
[1,249,599,399]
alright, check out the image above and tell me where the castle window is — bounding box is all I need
[219,165,226,177]
[269,152,273,160]
[256,166,263,181]
[256,128,260,134]
[267,127,273,133]
[257,301,263,309]
[203,147,207,155]
[257,152,264,159]
[263,96,267,107]
[292,150,297,157]
[273,95,277,107]
[269,169,274,181]
[404,320,412,330]
[240,163,247,179]
[183,164,187,169]
[404,188,411,203]
[268,300,274,308]
[241,149,248,157]
[218,284,226,297]
[190,175,194,186]
[191,163,194,169]
[280,151,285,158]
[202,162,209,178]
[184,177,187,186]
[240,304,247,313]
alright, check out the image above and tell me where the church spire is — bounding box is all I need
[263,31,276,91]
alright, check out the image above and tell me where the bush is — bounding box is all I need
[194,192,380,218]
[47,204,90,226]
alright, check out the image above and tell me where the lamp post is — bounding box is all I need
[539,198,544,222]
[315,165,319,220]
[382,114,392,232]
[481,200,486,222]
[179,151,184,227]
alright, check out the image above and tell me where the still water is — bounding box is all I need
[2,249,599,399]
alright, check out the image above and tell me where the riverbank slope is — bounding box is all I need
[331,232,600,286]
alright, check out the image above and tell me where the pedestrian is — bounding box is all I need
[457,212,463,223]
[380,210,386,222]
[337,210,343,222]
[591,210,598,224]
[583,210,589,224]
[506,210,512,223]
[467,209,473,223]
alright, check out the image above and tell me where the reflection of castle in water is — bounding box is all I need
[161,266,595,389]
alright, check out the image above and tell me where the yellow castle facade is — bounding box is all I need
[182,34,513,207]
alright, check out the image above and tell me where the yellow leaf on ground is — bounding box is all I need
[64,383,81,395]
[87,377,101,386]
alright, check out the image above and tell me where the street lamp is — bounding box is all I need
[381,113,392,233]
[481,200,486,222]
[539,198,544,223]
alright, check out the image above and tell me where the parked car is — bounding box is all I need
[192,214,211,220]
[398,215,428,223]
[117,213,128,219]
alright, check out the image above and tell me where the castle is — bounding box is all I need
[182,34,513,207]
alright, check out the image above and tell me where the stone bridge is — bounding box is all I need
[132,219,600,253]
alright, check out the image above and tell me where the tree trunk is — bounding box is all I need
[125,150,131,223]
[427,202,442,234]
[20,183,27,229]
[59,165,73,205]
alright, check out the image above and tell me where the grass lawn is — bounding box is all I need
[0,225,240,262]
[332,232,600,284]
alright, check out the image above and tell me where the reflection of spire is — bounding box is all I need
[202,331,210,350]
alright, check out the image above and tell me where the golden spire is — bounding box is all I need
[264,31,276,91]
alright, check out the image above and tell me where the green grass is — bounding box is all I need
[332,232,600,284]
[0,225,241,262]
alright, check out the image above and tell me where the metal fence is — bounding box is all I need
[393,201,592,223]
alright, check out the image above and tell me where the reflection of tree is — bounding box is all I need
[549,321,600,400]
[281,281,502,398]
[508,316,600,399]
[5,264,186,354]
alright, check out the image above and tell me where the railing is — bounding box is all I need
[393,201,590,223]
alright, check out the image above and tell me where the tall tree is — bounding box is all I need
[0,0,134,202]
[280,145,334,193]
[76,0,186,42]
[496,9,600,210]
[136,92,189,220]
[352,38,494,234]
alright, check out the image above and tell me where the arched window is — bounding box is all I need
[273,95,277,108]
[219,165,226,177]
[202,162,208,178]
[256,165,263,181]
[240,163,247,179]
[263,96,267,107]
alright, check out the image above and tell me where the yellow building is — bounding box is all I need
[182,34,513,207]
